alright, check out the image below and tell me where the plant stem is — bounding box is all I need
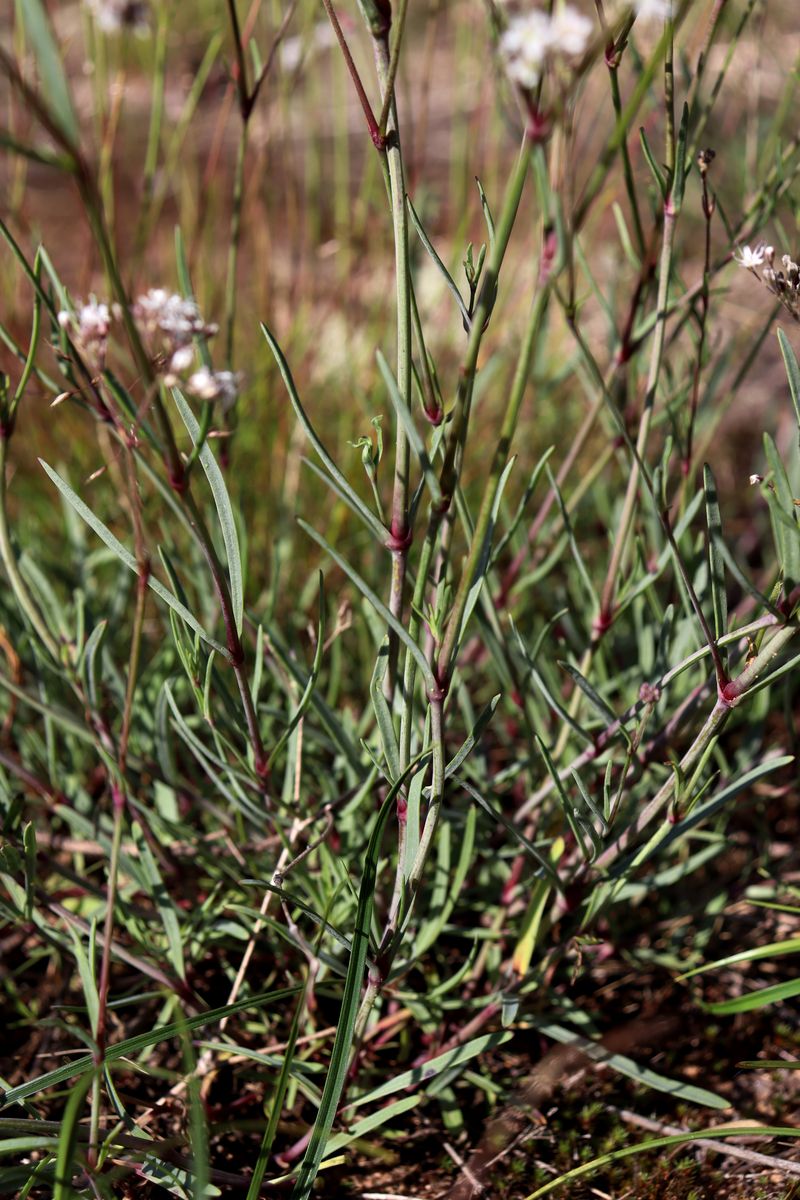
[373,32,412,697]
[89,780,125,1166]
[593,619,798,873]
[437,250,550,687]
[595,187,677,635]
[224,121,248,370]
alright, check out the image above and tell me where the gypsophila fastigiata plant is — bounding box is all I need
[0,1,799,1197]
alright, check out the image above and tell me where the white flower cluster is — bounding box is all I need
[500,5,593,90]
[185,367,241,409]
[133,288,217,370]
[734,243,800,322]
[58,299,111,361]
[58,289,241,409]
[85,0,150,34]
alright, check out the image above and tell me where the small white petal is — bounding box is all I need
[733,245,765,270]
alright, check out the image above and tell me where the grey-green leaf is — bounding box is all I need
[172,388,244,635]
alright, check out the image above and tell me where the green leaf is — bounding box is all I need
[459,457,516,642]
[66,924,99,1039]
[261,323,387,543]
[459,778,560,890]
[346,1031,513,1110]
[322,1095,420,1159]
[535,1022,727,1109]
[130,822,186,981]
[557,662,626,742]
[0,986,300,1109]
[53,1073,93,1200]
[522,1127,800,1199]
[475,177,496,251]
[297,518,437,696]
[762,434,800,591]
[369,639,400,783]
[407,195,471,329]
[671,101,690,211]
[246,987,306,1200]
[639,127,667,199]
[376,351,442,506]
[444,695,500,780]
[679,936,800,981]
[173,388,243,635]
[703,463,728,669]
[290,761,422,1199]
[268,573,326,768]
[39,460,228,658]
[17,0,80,146]
[705,977,800,1015]
[776,326,800,446]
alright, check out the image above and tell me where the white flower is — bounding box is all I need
[734,245,765,270]
[548,5,593,57]
[633,0,672,19]
[58,298,111,358]
[500,11,551,89]
[85,0,150,34]
[167,345,195,376]
[186,367,241,410]
[133,289,215,349]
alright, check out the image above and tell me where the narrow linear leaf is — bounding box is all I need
[558,662,626,742]
[347,1031,513,1111]
[53,1073,94,1200]
[261,322,387,543]
[679,936,800,981]
[535,1022,727,1109]
[705,977,800,1015]
[269,574,326,768]
[407,195,471,329]
[370,639,400,783]
[703,463,728,668]
[523,1127,800,1199]
[297,518,436,695]
[776,326,800,444]
[376,351,442,505]
[0,986,300,1109]
[445,695,501,779]
[17,0,80,145]
[246,988,307,1200]
[459,778,560,890]
[39,460,228,658]
[291,761,423,1199]
[173,388,243,634]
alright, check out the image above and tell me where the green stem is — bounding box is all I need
[594,620,798,874]
[89,783,125,1166]
[224,122,248,370]
[438,276,550,686]
[595,191,677,631]
[374,34,412,696]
